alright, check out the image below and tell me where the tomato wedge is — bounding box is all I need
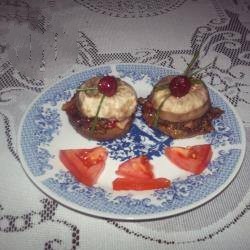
[112,177,171,191]
[59,147,108,186]
[165,144,212,174]
[116,156,154,179]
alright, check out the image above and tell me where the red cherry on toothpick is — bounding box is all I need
[98,76,118,97]
[169,76,191,97]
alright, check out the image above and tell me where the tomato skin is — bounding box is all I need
[115,156,154,179]
[114,155,171,191]
[165,144,212,174]
[59,147,108,186]
[112,178,171,191]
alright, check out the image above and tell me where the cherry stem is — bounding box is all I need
[183,51,200,77]
[90,94,105,135]
[153,94,170,128]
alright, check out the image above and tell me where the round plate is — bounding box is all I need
[18,64,246,220]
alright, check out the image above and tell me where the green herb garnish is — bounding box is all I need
[77,87,98,95]
[153,94,170,128]
[183,51,200,76]
[77,87,98,91]
[153,83,169,92]
[184,51,216,77]
[89,94,105,135]
[189,57,217,77]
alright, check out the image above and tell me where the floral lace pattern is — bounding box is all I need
[73,0,187,18]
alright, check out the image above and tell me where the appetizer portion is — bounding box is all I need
[62,76,137,140]
[140,53,223,139]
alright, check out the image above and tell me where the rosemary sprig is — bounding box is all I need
[153,83,169,92]
[189,57,217,77]
[183,51,200,77]
[153,94,170,128]
[89,94,105,135]
[77,87,98,91]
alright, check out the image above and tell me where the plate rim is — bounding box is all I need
[17,63,246,221]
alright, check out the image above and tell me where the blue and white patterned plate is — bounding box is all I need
[18,64,246,220]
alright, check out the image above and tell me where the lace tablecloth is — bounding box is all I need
[1,0,250,249]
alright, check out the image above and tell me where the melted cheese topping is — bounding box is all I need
[152,83,209,115]
[77,77,137,121]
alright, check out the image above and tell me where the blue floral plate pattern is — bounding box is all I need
[18,64,246,220]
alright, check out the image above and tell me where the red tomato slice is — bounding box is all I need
[116,156,154,179]
[112,177,171,191]
[59,147,108,186]
[165,144,212,174]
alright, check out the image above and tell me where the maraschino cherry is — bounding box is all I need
[169,76,191,98]
[89,76,118,135]
[98,76,117,97]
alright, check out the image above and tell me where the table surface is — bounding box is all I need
[1,0,250,249]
